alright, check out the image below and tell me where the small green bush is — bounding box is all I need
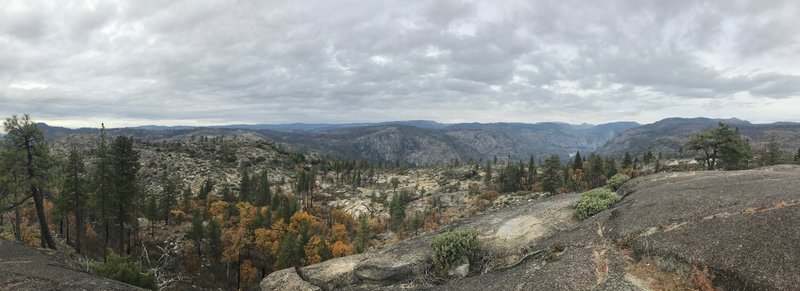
[430,228,479,272]
[606,173,631,191]
[89,254,157,290]
[574,188,621,220]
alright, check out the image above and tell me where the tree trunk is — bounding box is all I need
[75,208,82,254]
[32,186,56,249]
[13,207,21,241]
[25,140,56,250]
[65,215,70,245]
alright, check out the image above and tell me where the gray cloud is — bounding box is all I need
[1,0,800,128]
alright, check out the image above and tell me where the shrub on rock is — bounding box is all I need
[606,174,631,191]
[574,188,620,220]
[430,228,479,277]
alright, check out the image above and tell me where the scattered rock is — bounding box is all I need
[260,268,321,291]
[300,253,373,290]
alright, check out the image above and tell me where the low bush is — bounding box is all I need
[574,188,621,220]
[88,254,157,290]
[606,174,631,191]
[430,228,479,273]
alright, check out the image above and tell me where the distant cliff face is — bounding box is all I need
[595,117,800,159]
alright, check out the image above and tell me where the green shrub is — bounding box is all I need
[430,228,479,273]
[606,174,631,191]
[574,188,621,220]
[89,254,157,290]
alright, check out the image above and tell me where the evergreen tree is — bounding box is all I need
[254,171,272,207]
[763,135,785,166]
[181,185,192,213]
[93,123,113,259]
[190,210,204,257]
[109,135,140,254]
[2,115,57,249]
[688,123,753,170]
[160,175,179,225]
[573,151,582,170]
[622,152,633,169]
[240,168,252,202]
[198,178,213,200]
[207,219,222,260]
[145,193,158,237]
[389,189,410,231]
[355,215,369,253]
[795,147,800,164]
[541,155,563,194]
[61,150,87,253]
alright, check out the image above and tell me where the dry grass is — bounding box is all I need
[625,259,698,291]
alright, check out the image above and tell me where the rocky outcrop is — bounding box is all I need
[260,268,321,291]
[445,165,800,290]
[262,165,800,290]
[261,191,580,289]
[0,240,147,291]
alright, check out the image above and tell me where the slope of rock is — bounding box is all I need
[446,165,800,290]
[0,240,146,291]
[262,165,800,290]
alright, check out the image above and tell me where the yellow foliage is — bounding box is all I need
[221,227,248,264]
[304,235,322,264]
[331,209,355,231]
[170,209,185,219]
[254,221,288,257]
[240,260,259,287]
[288,211,319,236]
[85,222,97,241]
[209,200,229,221]
[22,225,39,247]
[331,223,349,244]
[236,202,258,227]
[331,240,354,258]
[369,217,386,234]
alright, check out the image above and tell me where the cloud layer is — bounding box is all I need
[2,0,800,127]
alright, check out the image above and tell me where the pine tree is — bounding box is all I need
[573,151,582,170]
[207,219,222,260]
[355,215,369,253]
[190,210,204,257]
[160,175,179,225]
[2,115,57,249]
[145,193,158,237]
[541,155,563,194]
[181,185,192,212]
[109,135,140,254]
[795,147,800,164]
[763,135,785,166]
[622,152,633,169]
[61,150,87,253]
[255,171,271,207]
[93,124,112,259]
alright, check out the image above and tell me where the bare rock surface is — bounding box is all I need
[260,267,321,291]
[262,165,800,290]
[446,165,800,290]
[0,240,146,291]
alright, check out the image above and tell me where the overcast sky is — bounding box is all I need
[2,0,800,128]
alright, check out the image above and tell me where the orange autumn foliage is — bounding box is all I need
[209,200,229,221]
[236,202,258,227]
[288,211,319,236]
[331,240,354,258]
[331,209,355,232]
[304,235,323,264]
[331,223,349,243]
[240,260,259,287]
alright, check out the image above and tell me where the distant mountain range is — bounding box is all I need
[596,117,800,159]
[37,118,800,165]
